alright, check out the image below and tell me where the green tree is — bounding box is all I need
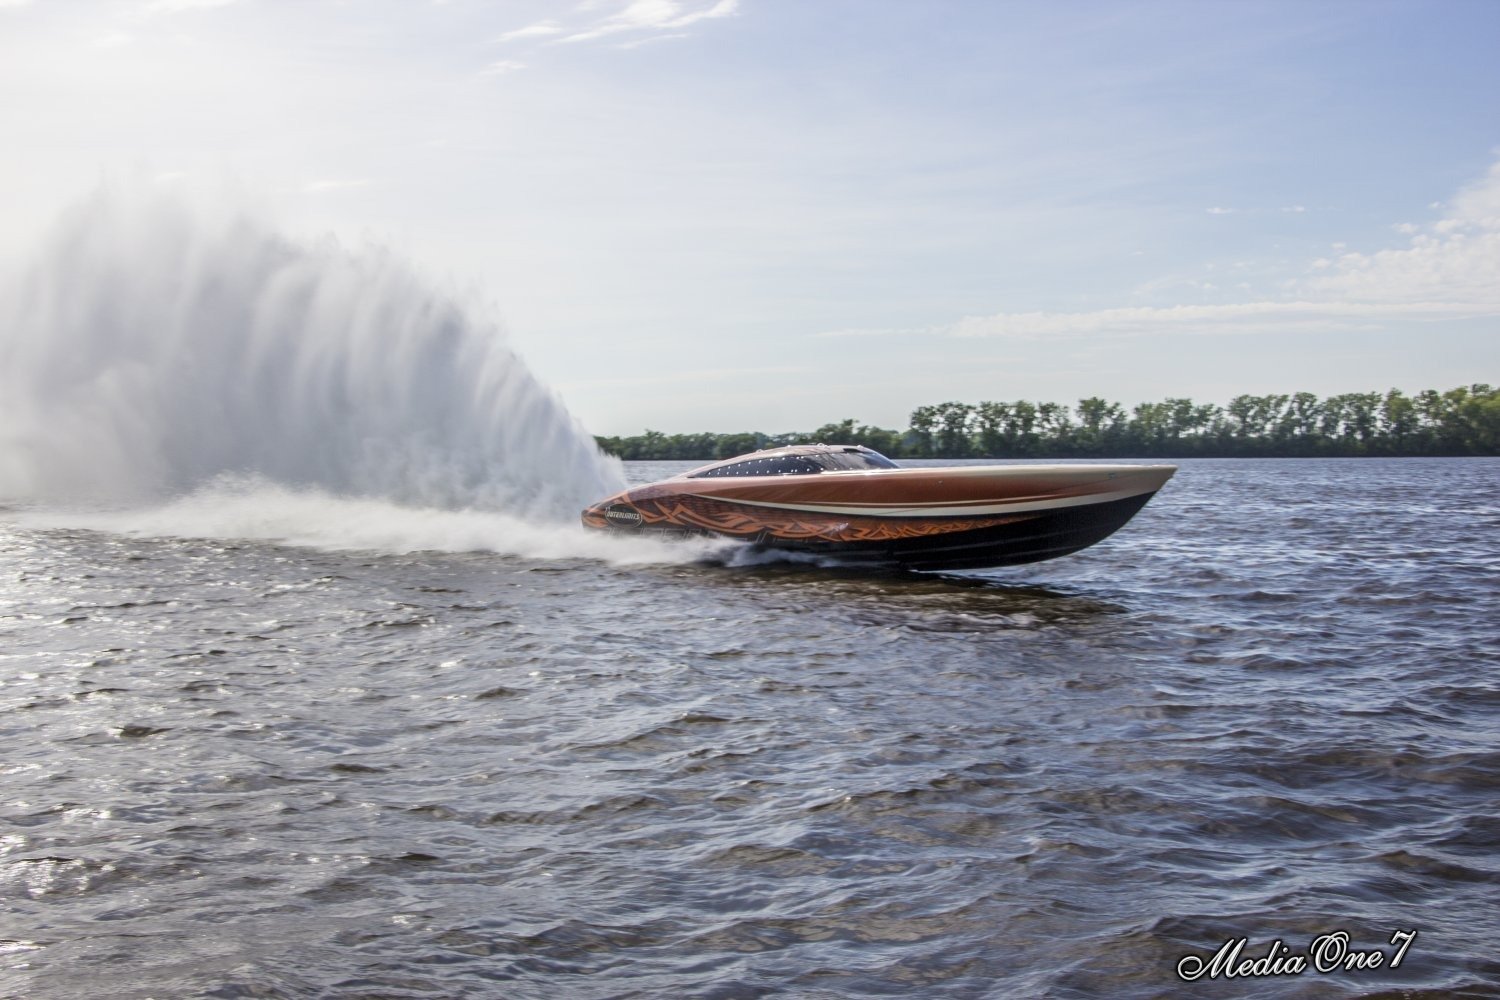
[810,419,857,444]
[715,432,763,458]
[1379,389,1419,454]
[855,424,906,456]
[974,402,1011,456]
[1076,397,1126,455]
[1007,400,1041,455]
[597,383,1499,461]
[932,401,975,457]
[1276,392,1322,452]
[1128,400,1171,454]
[1036,402,1075,453]
[907,405,938,457]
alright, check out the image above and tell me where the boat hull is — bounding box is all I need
[744,489,1161,570]
[583,462,1175,571]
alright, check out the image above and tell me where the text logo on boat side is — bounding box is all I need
[604,505,644,527]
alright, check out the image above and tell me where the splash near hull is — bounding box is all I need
[583,445,1176,571]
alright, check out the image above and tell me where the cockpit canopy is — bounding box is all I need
[687,445,899,479]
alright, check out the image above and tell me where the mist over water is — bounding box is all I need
[0,183,629,555]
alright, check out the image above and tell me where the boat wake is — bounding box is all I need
[14,475,735,565]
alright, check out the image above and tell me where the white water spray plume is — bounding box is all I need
[0,183,623,514]
[0,184,693,562]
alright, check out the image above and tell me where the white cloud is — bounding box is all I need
[616,32,690,49]
[1449,155,1500,223]
[822,156,1500,342]
[91,32,136,49]
[491,3,734,53]
[479,59,526,76]
[302,178,375,194]
[1208,203,1310,216]
[1305,157,1500,308]
[495,22,563,43]
[561,363,804,389]
[822,301,1473,342]
[559,0,738,44]
[142,0,241,12]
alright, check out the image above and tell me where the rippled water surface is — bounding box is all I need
[3,458,1498,999]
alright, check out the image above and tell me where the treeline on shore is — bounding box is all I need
[595,384,1500,460]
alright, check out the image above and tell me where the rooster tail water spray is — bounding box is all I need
[0,183,624,518]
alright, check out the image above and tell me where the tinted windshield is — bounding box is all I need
[690,455,823,478]
[689,449,898,478]
[809,450,899,471]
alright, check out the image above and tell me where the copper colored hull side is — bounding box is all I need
[640,464,1171,512]
[582,464,1175,570]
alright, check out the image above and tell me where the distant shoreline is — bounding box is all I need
[597,383,1498,461]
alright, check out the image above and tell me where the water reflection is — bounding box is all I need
[654,557,1130,633]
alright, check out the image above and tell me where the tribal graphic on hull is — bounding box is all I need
[603,492,1038,543]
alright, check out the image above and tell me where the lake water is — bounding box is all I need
[2,457,1498,999]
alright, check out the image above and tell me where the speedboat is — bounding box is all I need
[581,444,1175,571]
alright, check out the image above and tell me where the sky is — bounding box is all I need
[2,0,1497,435]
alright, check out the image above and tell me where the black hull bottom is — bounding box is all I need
[607,492,1160,572]
[759,491,1160,570]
